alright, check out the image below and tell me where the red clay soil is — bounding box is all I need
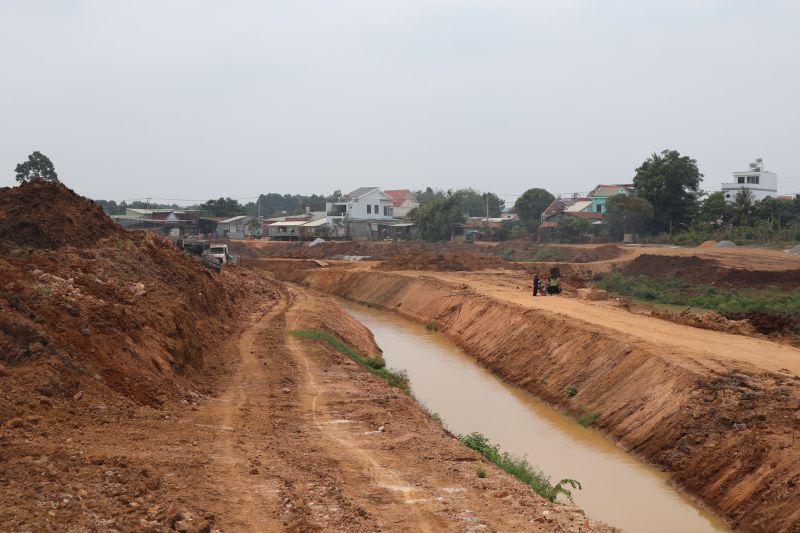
[373,251,522,272]
[625,254,800,290]
[0,180,126,250]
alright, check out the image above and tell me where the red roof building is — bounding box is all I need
[383,190,420,218]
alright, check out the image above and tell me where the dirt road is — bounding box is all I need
[0,277,615,533]
[407,270,800,377]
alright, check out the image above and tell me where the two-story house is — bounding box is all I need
[326,187,394,227]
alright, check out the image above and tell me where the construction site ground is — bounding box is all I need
[246,241,800,533]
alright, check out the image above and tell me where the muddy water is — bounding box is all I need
[335,297,731,533]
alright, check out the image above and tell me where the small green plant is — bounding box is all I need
[544,374,550,380]
[365,302,372,308]
[114,237,122,248]
[576,410,602,427]
[425,321,439,331]
[565,385,578,396]
[35,285,52,297]
[287,330,410,394]
[457,432,581,501]
[475,461,488,478]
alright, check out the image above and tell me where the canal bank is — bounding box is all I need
[248,260,800,533]
[335,297,730,533]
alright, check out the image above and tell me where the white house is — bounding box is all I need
[722,158,777,202]
[326,187,394,226]
[383,190,420,218]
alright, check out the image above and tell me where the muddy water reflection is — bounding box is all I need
[335,297,730,533]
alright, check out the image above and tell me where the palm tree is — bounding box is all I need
[730,187,755,226]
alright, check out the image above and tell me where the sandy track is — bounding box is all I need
[413,270,800,377]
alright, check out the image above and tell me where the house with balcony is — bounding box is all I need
[325,187,394,227]
[722,158,777,202]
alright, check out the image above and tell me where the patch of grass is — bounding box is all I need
[458,432,580,501]
[35,285,52,297]
[497,248,516,262]
[286,330,410,393]
[564,385,578,396]
[576,410,602,427]
[596,271,800,315]
[425,321,439,331]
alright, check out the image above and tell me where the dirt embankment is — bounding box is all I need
[625,254,800,291]
[374,251,523,272]
[257,264,800,533]
[224,239,501,261]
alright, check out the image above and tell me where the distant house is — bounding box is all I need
[452,222,501,242]
[540,194,606,235]
[383,190,420,218]
[326,187,394,227]
[722,158,777,202]
[587,185,634,213]
[212,215,248,239]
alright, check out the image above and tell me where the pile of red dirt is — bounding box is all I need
[0,180,126,249]
[625,254,800,290]
[697,240,718,248]
[373,251,522,272]
[721,311,800,339]
[0,181,281,407]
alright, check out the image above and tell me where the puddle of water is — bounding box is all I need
[334,297,731,533]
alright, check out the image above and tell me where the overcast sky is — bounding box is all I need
[1,1,799,206]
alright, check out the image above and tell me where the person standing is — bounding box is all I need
[549,275,558,295]
[533,274,540,296]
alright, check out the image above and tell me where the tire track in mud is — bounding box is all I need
[202,294,290,531]
[283,287,436,533]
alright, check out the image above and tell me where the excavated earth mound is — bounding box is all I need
[373,251,522,271]
[0,180,125,250]
[625,253,800,290]
[223,239,500,261]
[555,244,628,263]
[721,310,800,338]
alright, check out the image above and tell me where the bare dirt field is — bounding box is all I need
[1,183,615,533]
[247,239,800,533]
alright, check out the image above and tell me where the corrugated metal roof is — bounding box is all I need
[302,218,328,227]
[564,201,593,212]
[271,220,307,226]
[218,215,249,224]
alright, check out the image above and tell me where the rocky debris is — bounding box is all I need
[713,240,737,247]
[577,288,608,300]
[651,307,757,336]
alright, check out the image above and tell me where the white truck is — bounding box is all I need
[208,244,241,266]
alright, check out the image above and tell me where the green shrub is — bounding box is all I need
[366,302,372,308]
[576,410,602,427]
[532,246,562,262]
[475,461,488,478]
[565,385,578,396]
[457,432,581,501]
[425,321,439,331]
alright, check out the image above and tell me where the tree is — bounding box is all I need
[730,188,755,226]
[633,150,703,233]
[753,196,797,227]
[408,195,465,241]
[15,151,59,183]
[199,197,247,217]
[602,195,654,237]
[698,191,726,225]
[555,216,592,242]
[412,187,447,207]
[515,188,555,223]
[244,218,262,235]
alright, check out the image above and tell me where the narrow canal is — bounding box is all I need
[334,297,731,533]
